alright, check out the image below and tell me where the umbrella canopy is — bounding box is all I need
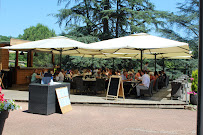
[83,33,190,70]
[2,36,102,69]
[84,33,190,54]
[3,36,101,55]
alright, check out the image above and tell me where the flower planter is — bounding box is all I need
[0,111,9,135]
[190,94,198,105]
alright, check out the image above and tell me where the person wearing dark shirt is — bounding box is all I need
[44,70,52,77]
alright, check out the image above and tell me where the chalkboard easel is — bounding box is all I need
[106,75,125,100]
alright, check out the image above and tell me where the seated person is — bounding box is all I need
[108,69,113,76]
[44,69,52,77]
[149,72,156,87]
[55,69,64,82]
[136,70,150,97]
[121,71,131,95]
[83,69,92,78]
[154,71,159,79]
[161,70,167,82]
[101,70,107,79]
[58,70,64,82]
[31,69,42,83]
[72,69,80,78]
[94,70,102,79]
[127,71,134,81]
[115,70,121,76]
[143,62,149,71]
[121,71,130,82]
[135,70,141,80]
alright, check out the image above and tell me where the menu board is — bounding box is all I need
[106,76,125,100]
[108,78,120,96]
[55,87,72,114]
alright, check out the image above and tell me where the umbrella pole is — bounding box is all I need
[197,1,203,134]
[59,50,62,70]
[92,55,94,69]
[155,54,157,72]
[113,58,115,69]
[162,58,165,71]
[140,49,143,70]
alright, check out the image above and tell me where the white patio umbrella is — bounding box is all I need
[2,36,102,68]
[84,33,190,70]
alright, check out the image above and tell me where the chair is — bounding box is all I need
[0,73,5,89]
[158,76,164,89]
[153,78,159,92]
[140,80,154,97]
[89,79,105,95]
[71,77,77,89]
[74,77,88,94]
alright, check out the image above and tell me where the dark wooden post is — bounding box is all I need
[30,51,33,67]
[15,51,18,68]
[52,53,55,66]
[197,0,203,134]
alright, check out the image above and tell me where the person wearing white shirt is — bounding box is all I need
[58,71,64,82]
[136,70,150,97]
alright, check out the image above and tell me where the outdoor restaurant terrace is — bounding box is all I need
[0,33,192,109]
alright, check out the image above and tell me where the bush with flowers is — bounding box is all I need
[190,69,198,94]
[190,70,198,93]
[187,69,198,105]
[0,87,21,113]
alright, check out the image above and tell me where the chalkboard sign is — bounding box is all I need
[55,87,72,114]
[108,78,120,96]
[106,76,124,100]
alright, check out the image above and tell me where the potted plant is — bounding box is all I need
[0,87,21,134]
[187,91,198,105]
[188,69,198,105]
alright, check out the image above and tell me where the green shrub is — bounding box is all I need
[191,69,198,93]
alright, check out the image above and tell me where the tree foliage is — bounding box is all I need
[53,0,198,79]
[0,35,11,42]
[159,0,199,58]
[17,24,56,67]
[18,23,56,41]
[55,0,170,40]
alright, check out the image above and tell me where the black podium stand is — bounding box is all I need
[28,83,70,115]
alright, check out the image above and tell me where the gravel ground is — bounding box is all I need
[2,102,197,135]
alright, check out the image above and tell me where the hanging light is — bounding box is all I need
[34,52,38,56]
[20,51,24,55]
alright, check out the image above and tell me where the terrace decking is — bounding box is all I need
[2,83,190,109]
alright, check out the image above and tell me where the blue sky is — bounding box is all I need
[0,0,185,37]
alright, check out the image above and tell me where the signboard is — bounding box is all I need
[106,75,125,100]
[55,87,72,114]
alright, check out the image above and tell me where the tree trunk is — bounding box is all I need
[103,0,110,40]
[84,0,91,34]
[116,0,120,38]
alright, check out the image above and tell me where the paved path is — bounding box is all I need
[2,102,197,135]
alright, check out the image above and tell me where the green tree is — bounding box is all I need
[18,23,56,41]
[55,0,170,40]
[0,35,11,42]
[159,0,199,58]
[18,23,56,67]
[61,26,99,43]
